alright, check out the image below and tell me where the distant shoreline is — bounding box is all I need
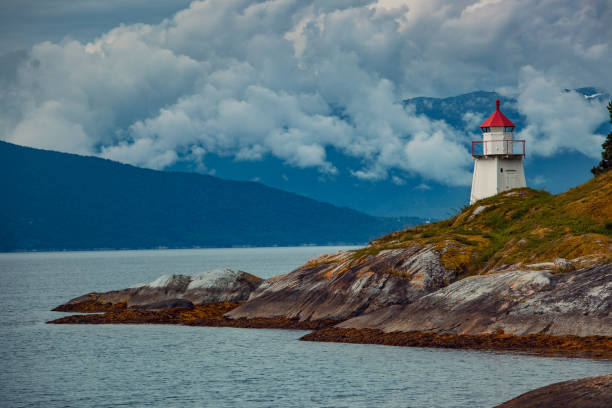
[0,244,364,255]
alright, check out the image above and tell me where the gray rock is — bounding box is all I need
[494,374,612,408]
[132,299,194,310]
[125,269,262,307]
[55,269,263,311]
[468,205,488,220]
[227,244,456,321]
[554,258,575,272]
[339,264,612,336]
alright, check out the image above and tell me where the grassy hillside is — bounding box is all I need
[358,171,612,276]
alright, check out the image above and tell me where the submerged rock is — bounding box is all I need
[226,244,456,321]
[494,374,612,408]
[338,264,612,337]
[53,269,263,312]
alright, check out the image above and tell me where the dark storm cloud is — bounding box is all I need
[0,0,194,53]
[0,0,610,185]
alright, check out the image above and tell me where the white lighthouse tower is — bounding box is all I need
[470,100,526,204]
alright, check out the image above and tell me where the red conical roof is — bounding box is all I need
[480,99,515,128]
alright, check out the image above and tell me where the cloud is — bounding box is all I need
[391,175,405,185]
[0,0,611,187]
[462,111,485,130]
[530,175,547,187]
[516,66,607,158]
[0,0,194,53]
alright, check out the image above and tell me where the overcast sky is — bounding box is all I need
[1,0,610,187]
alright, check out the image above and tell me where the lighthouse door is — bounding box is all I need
[504,169,518,189]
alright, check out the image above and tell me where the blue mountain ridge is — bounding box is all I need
[0,141,424,251]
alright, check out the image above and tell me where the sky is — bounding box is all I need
[1,0,611,217]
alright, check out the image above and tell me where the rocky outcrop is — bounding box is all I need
[338,264,612,337]
[494,374,612,408]
[49,173,612,358]
[49,251,612,357]
[226,244,456,321]
[48,301,337,330]
[53,269,262,312]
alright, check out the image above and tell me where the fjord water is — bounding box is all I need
[1,248,610,408]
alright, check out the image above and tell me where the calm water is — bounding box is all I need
[0,247,610,408]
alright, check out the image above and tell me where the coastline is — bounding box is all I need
[48,302,338,331]
[0,244,363,255]
[48,302,612,360]
[300,327,612,360]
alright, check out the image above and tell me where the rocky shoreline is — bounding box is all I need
[46,173,612,405]
[48,257,612,360]
[48,301,339,330]
[300,327,612,359]
[48,299,612,360]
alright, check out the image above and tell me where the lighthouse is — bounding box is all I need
[469,100,526,204]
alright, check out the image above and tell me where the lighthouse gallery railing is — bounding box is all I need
[471,139,525,158]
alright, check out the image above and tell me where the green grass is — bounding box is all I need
[360,172,612,276]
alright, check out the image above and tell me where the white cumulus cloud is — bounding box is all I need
[0,0,610,186]
[516,67,608,158]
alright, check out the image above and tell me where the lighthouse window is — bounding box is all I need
[482,127,490,132]
[504,127,514,132]
[500,168,503,173]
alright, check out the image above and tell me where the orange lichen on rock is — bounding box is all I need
[47,301,338,330]
[300,327,612,359]
[50,302,242,325]
[52,293,127,312]
[435,238,476,272]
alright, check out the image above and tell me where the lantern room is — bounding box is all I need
[472,100,525,157]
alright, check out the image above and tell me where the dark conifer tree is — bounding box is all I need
[591,100,612,176]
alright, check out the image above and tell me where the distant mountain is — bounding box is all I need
[406,90,517,127]
[0,141,425,251]
[405,88,610,132]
